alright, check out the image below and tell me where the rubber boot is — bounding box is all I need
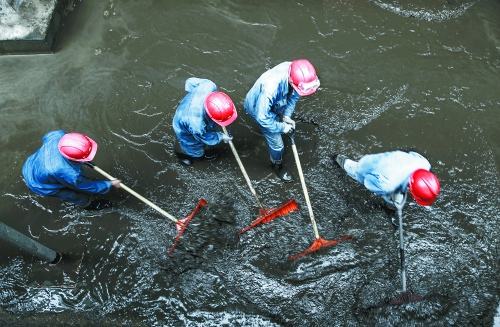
[84,199,112,211]
[180,158,193,166]
[175,151,194,166]
[272,162,293,182]
[335,154,348,169]
[181,153,216,165]
[205,145,228,161]
[203,151,217,161]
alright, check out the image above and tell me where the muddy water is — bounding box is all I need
[1,0,499,325]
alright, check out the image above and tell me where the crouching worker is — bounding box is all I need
[335,151,440,212]
[173,77,237,166]
[22,131,121,210]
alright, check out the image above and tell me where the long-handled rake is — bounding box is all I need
[387,203,424,305]
[221,126,299,234]
[87,163,207,255]
[288,132,352,260]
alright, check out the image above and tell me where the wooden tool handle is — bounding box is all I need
[88,163,178,223]
[289,135,320,239]
[222,126,263,209]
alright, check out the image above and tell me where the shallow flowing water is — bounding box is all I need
[1,0,499,325]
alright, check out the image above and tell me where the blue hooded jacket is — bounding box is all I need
[352,151,431,204]
[244,62,301,134]
[172,78,224,157]
[22,130,112,196]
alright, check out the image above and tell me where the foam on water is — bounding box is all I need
[370,0,478,22]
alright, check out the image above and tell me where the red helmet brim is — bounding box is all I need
[214,110,238,127]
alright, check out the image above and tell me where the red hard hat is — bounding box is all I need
[289,59,320,96]
[58,133,98,162]
[204,91,238,127]
[409,169,440,206]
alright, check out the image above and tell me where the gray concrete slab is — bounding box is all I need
[0,0,66,54]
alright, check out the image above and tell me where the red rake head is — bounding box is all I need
[288,235,353,260]
[388,292,425,306]
[239,199,299,234]
[167,198,208,256]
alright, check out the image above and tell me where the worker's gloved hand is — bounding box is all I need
[283,116,296,129]
[283,123,294,134]
[391,191,406,209]
[111,179,121,188]
[221,133,233,143]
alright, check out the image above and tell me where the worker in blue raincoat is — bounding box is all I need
[244,59,320,182]
[172,77,236,166]
[22,130,120,210]
[335,151,440,211]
